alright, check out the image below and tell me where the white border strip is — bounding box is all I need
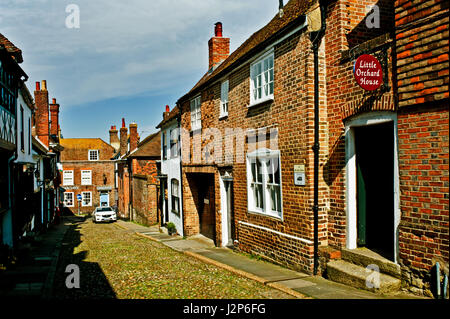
[239,221,313,245]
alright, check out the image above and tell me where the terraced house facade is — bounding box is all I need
[60,138,116,215]
[165,0,448,296]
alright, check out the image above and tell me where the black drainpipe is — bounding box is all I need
[311,2,326,276]
[177,104,185,236]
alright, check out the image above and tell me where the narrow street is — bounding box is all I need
[51,217,294,299]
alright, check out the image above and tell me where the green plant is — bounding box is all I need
[166,222,176,235]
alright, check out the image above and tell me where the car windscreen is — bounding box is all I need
[96,207,112,212]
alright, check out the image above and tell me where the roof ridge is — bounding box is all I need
[177,0,316,103]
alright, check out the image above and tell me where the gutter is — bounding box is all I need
[310,1,326,276]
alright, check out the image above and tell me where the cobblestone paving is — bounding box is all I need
[52,218,294,299]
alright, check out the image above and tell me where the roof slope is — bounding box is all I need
[127,131,161,158]
[178,0,316,103]
[156,105,179,128]
[0,33,23,63]
[60,138,114,150]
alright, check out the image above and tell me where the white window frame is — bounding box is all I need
[246,148,283,219]
[162,132,168,160]
[170,128,179,159]
[220,79,229,118]
[88,149,99,161]
[171,179,180,215]
[63,192,74,207]
[81,170,92,185]
[249,49,274,107]
[81,191,92,207]
[63,170,74,186]
[190,96,201,131]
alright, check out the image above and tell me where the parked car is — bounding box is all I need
[93,206,117,223]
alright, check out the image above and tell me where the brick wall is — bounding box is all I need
[395,0,449,107]
[394,0,449,292]
[324,0,396,250]
[132,158,158,184]
[397,103,449,276]
[132,174,158,226]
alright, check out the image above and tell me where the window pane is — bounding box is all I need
[251,162,256,183]
[270,186,276,211]
[276,186,281,213]
[267,161,274,184]
[274,157,280,184]
[257,159,262,183]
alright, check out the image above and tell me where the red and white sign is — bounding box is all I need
[353,54,383,91]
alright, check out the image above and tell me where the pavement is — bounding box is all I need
[0,215,75,298]
[115,220,425,300]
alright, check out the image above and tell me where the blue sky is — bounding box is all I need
[1,0,280,142]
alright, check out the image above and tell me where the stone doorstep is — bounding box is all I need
[341,247,402,279]
[327,259,401,294]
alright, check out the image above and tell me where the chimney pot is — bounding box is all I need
[215,22,223,37]
[36,81,40,91]
[166,105,170,112]
[122,118,126,128]
[42,80,47,91]
[52,98,56,104]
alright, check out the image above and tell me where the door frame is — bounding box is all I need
[220,172,233,247]
[344,111,400,263]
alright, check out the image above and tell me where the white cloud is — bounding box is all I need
[1,0,278,107]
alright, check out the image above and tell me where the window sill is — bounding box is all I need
[219,113,228,120]
[248,96,274,108]
[247,209,283,221]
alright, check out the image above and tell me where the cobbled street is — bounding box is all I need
[52,217,294,299]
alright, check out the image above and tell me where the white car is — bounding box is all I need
[93,206,117,223]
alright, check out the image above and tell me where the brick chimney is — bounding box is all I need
[34,80,50,147]
[163,105,170,120]
[109,125,120,151]
[129,122,138,152]
[208,22,230,72]
[49,98,60,139]
[119,118,128,156]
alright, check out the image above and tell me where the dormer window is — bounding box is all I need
[89,149,99,161]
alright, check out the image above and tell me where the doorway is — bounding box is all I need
[100,191,109,207]
[345,112,400,263]
[355,121,394,260]
[198,174,216,242]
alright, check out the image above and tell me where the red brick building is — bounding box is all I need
[170,0,448,296]
[60,138,116,215]
[114,119,161,225]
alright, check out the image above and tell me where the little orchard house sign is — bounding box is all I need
[354,54,383,91]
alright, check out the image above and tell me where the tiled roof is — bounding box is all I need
[60,138,113,150]
[0,33,23,63]
[177,0,316,103]
[127,131,161,158]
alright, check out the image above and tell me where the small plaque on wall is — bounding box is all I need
[294,164,306,186]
